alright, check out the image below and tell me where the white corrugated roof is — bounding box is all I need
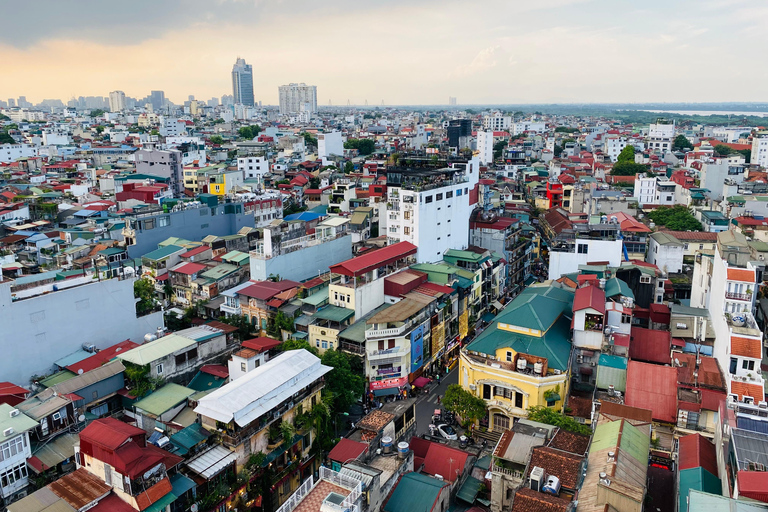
[194,350,331,427]
[186,445,237,479]
[117,335,196,365]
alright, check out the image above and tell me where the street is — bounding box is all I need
[414,366,459,436]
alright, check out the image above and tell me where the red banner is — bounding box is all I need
[369,377,408,391]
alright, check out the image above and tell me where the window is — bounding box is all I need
[425,195,433,203]
[241,362,246,372]
[446,191,453,198]
[640,275,652,284]
[621,314,632,324]
[156,363,164,375]
[658,281,664,289]
[52,412,61,422]
[515,393,524,409]
[743,360,755,371]
[456,189,462,196]
[158,216,170,227]
[403,227,410,235]
[483,385,492,399]
[0,462,27,488]
[699,244,704,250]
[436,193,443,201]
[322,341,328,349]
[0,436,25,462]
[577,244,588,254]
[506,351,513,362]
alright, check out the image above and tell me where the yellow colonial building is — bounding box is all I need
[459,284,574,431]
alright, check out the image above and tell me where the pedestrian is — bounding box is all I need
[437,396,441,405]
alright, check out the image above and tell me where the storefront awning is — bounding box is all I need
[373,387,400,397]
[492,300,504,310]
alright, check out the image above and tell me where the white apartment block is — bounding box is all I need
[108,90,126,112]
[512,121,547,136]
[483,112,511,131]
[751,134,768,168]
[0,406,36,504]
[160,118,186,137]
[385,158,479,263]
[0,143,37,163]
[604,136,646,161]
[647,121,675,154]
[477,131,494,165]
[238,156,270,180]
[278,83,317,114]
[547,238,624,279]
[318,131,343,158]
[632,173,674,207]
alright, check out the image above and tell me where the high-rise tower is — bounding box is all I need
[232,58,255,107]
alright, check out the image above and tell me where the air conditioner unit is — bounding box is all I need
[590,362,596,367]
[3,428,13,437]
[577,355,584,363]
[530,466,546,492]
[9,409,19,418]
[469,384,477,391]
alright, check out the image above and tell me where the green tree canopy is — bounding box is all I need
[713,144,749,163]
[672,134,693,151]
[95,125,105,134]
[320,349,365,414]
[89,109,105,117]
[344,138,376,155]
[0,113,10,121]
[647,205,703,231]
[344,161,355,174]
[554,126,579,133]
[237,125,261,140]
[611,161,649,176]
[303,133,318,147]
[442,384,487,428]
[0,131,14,144]
[616,145,635,163]
[133,277,156,315]
[279,339,318,356]
[526,405,592,436]
[267,310,295,339]
[210,135,224,145]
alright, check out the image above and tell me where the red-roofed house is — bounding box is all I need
[168,262,209,305]
[629,326,671,364]
[327,438,368,470]
[573,284,606,350]
[234,280,302,334]
[66,340,139,375]
[77,418,177,510]
[409,436,470,484]
[0,382,29,406]
[626,361,678,423]
[329,242,417,318]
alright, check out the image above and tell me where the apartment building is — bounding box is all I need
[135,148,184,196]
[483,112,511,131]
[384,156,479,263]
[647,120,675,154]
[0,405,37,505]
[278,83,317,114]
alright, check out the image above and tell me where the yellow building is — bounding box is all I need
[459,284,574,430]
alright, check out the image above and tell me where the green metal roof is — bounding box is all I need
[687,489,768,511]
[456,476,483,504]
[339,304,391,344]
[313,305,355,323]
[200,263,239,280]
[39,370,77,388]
[679,468,721,512]
[302,288,329,307]
[117,334,196,365]
[443,249,488,264]
[384,472,446,512]
[187,371,227,392]
[170,423,210,455]
[133,383,195,416]
[604,277,634,299]
[221,250,250,265]
[670,304,709,318]
[0,404,38,440]
[589,419,649,464]
[98,247,125,256]
[599,354,628,369]
[142,245,185,261]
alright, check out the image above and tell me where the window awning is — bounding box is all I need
[492,300,504,310]
[373,387,400,397]
[579,366,593,375]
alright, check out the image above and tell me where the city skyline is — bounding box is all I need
[3,0,768,105]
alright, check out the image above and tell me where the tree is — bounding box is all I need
[133,277,156,315]
[553,144,563,158]
[672,134,693,151]
[616,145,635,163]
[611,161,649,176]
[321,349,365,415]
[303,133,318,147]
[0,113,9,121]
[344,138,376,155]
[0,131,14,144]
[493,140,508,160]
[210,135,224,145]
[216,314,253,341]
[309,177,321,189]
[238,126,255,140]
[150,129,160,136]
[279,338,318,356]
[647,205,703,231]
[267,310,295,339]
[526,405,592,436]
[123,361,163,398]
[89,109,105,118]
[344,161,355,174]
[442,384,487,428]
[95,125,105,134]
[554,126,579,133]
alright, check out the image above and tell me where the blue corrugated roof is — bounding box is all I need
[284,211,323,222]
[599,354,628,369]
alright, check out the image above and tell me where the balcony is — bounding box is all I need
[220,302,241,316]
[368,346,408,361]
[726,291,752,301]
[365,323,409,339]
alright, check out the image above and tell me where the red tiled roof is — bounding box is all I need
[649,303,671,325]
[409,436,468,483]
[511,488,569,512]
[242,337,282,352]
[238,280,302,300]
[629,326,671,364]
[626,361,678,423]
[66,340,139,375]
[0,382,29,400]
[416,282,456,296]
[172,262,207,275]
[330,241,417,277]
[599,401,653,423]
[730,381,765,402]
[573,285,605,314]
[135,478,173,511]
[200,365,228,379]
[181,245,209,258]
[737,471,768,503]
[611,212,651,233]
[79,418,145,451]
[90,493,136,512]
[731,336,762,359]
[49,468,112,510]
[734,216,768,227]
[679,433,719,477]
[726,268,756,282]
[526,446,583,489]
[328,438,368,463]
[548,429,590,455]
[205,320,238,333]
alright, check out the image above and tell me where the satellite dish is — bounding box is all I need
[674,358,680,367]
[78,415,85,422]
[78,369,84,375]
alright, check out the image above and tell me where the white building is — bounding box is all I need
[384,158,480,263]
[647,121,675,154]
[512,121,547,136]
[647,231,684,274]
[318,131,343,158]
[0,144,37,164]
[633,173,674,206]
[238,155,270,180]
[159,118,186,137]
[750,134,768,168]
[604,136,645,161]
[477,131,494,165]
[108,90,126,112]
[278,83,317,115]
[483,112,511,131]
[0,405,37,504]
[547,238,624,279]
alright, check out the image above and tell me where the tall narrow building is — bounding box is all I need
[232,58,255,106]
[278,83,317,114]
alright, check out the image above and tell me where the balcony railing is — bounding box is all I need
[726,292,752,301]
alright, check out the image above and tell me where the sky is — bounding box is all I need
[2,0,767,105]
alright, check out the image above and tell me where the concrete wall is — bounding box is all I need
[250,235,352,282]
[548,239,623,279]
[0,276,164,386]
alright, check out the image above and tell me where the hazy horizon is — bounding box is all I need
[4,0,768,105]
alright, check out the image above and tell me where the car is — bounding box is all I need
[437,424,458,441]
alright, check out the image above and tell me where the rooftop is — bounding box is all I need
[117,334,196,366]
